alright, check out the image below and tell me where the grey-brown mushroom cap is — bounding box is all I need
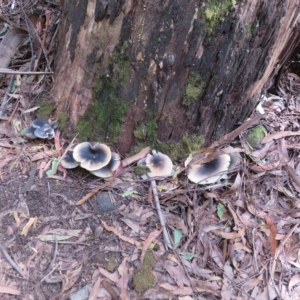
[187,154,231,184]
[90,152,121,178]
[73,142,112,171]
[32,119,50,128]
[34,126,55,139]
[51,121,58,129]
[23,126,37,139]
[60,149,79,169]
[145,150,173,177]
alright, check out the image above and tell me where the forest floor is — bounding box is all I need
[1,2,300,300]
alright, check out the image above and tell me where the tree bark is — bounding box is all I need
[53,0,300,153]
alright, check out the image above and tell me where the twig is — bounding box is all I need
[7,98,20,123]
[150,179,172,250]
[48,241,90,246]
[0,243,27,278]
[0,69,53,75]
[44,236,58,275]
[122,146,150,167]
[40,263,60,283]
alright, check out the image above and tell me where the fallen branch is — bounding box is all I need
[150,179,172,250]
[0,68,53,75]
[0,244,27,279]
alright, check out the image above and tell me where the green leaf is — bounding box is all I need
[181,252,195,260]
[121,190,139,197]
[157,185,167,191]
[46,157,59,176]
[173,229,184,247]
[217,203,226,219]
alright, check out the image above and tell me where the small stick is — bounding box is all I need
[150,179,172,250]
[0,68,54,75]
[122,146,150,167]
[7,98,20,123]
[44,236,58,275]
[0,243,27,278]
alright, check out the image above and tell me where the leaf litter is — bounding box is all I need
[0,2,300,300]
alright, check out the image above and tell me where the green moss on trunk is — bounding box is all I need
[76,41,131,143]
[133,112,204,161]
[203,0,237,34]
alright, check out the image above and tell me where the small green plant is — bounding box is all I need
[204,0,237,34]
[167,116,173,125]
[183,73,204,106]
[58,112,68,131]
[36,100,53,119]
[107,253,116,272]
[133,251,155,293]
[245,23,253,37]
[157,133,204,161]
[246,125,266,149]
[134,112,158,145]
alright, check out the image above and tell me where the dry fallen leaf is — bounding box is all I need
[140,227,163,266]
[118,257,129,300]
[76,181,113,205]
[21,217,37,236]
[31,150,57,161]
[0,286,21,295]
[262,131,300,143]
[101,221,141,247]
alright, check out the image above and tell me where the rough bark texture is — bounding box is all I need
[53,0,300,153]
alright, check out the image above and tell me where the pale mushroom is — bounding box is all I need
[145,150,173,177]
[73,142,111,171]
[90,152,121,178]
[187,154,231,184]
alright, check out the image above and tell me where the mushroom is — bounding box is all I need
[187,154,231,184]
[32,119,50,128]
[145,150,173,177]
[60,147,79,169]
[23,126,37,139]
[34,125,55,139]
[50,121,58,129]
[73,142,111,171]
[90,152,121,178]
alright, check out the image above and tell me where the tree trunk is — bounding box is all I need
[52,0,300,154]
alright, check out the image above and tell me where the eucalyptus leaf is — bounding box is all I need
[217,203,226,219]
[122,190,139,197]
[181,252,195,260]
[46,157,59,176]
[173,229,184,247]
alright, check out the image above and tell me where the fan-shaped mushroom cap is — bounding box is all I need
[90,152,121,178]
[73,142,111,171]
[32,119,50,128]
[145,150,173,177]
[34,125,55,139]
[23,126,37,139]
[187,154,231,184]
[60,147,79,169]
[51,121,58,129]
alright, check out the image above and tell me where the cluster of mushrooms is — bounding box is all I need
[23,119,240,184]
[61,144,239,184]
[60,142,121,178]
[23,119,57,140]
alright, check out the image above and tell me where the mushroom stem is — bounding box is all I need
[121,146,150,167]
[150,179,172,250]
